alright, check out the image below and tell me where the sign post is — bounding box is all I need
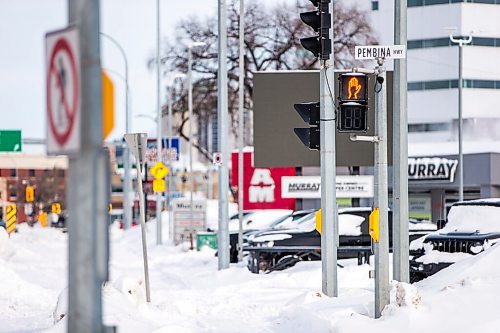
[352,46,406,318]
[64,2,111,331]
[125,133,151,303]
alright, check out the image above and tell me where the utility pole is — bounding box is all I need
[393,0,409,283]
[217,0,230,269]
[320,0,338,297]
[155,0,162,245]
[67,0,109,332]
[237,0,245,262]
[374,59,390,318]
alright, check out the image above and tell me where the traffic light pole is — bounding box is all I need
[320,0,338,298]
[217,0,230,270]
[374,59,390,318]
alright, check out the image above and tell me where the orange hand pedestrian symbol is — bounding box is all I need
[348,77,362,100]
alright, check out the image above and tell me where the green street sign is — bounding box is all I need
[0,130,22,152]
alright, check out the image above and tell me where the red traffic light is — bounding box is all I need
[339,73,368,103]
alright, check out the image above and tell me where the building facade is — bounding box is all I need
[359,0,500,142]
[0,153,68,223]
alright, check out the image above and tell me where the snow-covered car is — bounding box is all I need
[409,198,500,282]
[229,209,315,263]
[213,209,292,261]
[246,207,437,273]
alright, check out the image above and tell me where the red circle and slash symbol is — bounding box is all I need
[46,37,79,146]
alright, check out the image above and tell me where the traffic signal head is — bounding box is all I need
[299,0,331,60]
[337,73,369,133]
[294,102,320,150]
[294,102,320,126]
[339,73,368,103]
[294,127,320,150]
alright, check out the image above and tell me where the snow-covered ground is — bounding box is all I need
[1,219,500,333]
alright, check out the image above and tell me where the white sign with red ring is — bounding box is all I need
[46,27,81,155]
[213,152,223,166]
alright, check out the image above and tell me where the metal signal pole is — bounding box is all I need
[374,59,390,318]
[237,0,245,262]
[320,0,338,297]
[217,0,230,269]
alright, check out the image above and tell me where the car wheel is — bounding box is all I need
[272,255,302,272]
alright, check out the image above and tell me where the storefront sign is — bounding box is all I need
[408,157,458,182]
[231,150,295,210]
[281,175,374,199]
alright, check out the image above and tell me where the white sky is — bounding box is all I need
[0,0,217,152]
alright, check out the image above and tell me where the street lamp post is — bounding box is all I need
[165,73,185,242]
[156,0,163,245]
[100,32,132,230]
[449,32,472,202]
[188,41,206,249]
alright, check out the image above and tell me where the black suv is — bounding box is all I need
[410,199,500,282]
[246,207,436,273]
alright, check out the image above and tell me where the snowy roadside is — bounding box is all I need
[1,221,500,333]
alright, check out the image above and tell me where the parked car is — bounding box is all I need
[409,198,500,282]
[246,207,437,273]
[229,209,315,263]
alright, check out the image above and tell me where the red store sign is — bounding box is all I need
[231,150,295,210]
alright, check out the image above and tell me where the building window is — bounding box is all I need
[409,0,500,7]
[371,1,379,10]
[9,185,17,199]
[408,79,500,91]
[9,169,16,177]
[408,37,500,50]
[29,169,35,177]
[409,122,450,132]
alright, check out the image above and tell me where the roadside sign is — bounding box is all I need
[39,212,48,228]
[102,70,115,140]
[354,45,406,60]
[46,27,81,155]
[52,202,61,214]
[6,204,16,235]
[162,137,180,161]
[150,161,168,179]
[124,133,148,163]
[213,152,223,166]
[153,179,166,192]
[0,130,22,152]
[171,198,207,245]
[26,186,35,202]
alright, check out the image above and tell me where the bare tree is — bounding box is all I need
[154,0,377,161]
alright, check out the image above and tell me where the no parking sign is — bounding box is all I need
[45,27,81,155]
